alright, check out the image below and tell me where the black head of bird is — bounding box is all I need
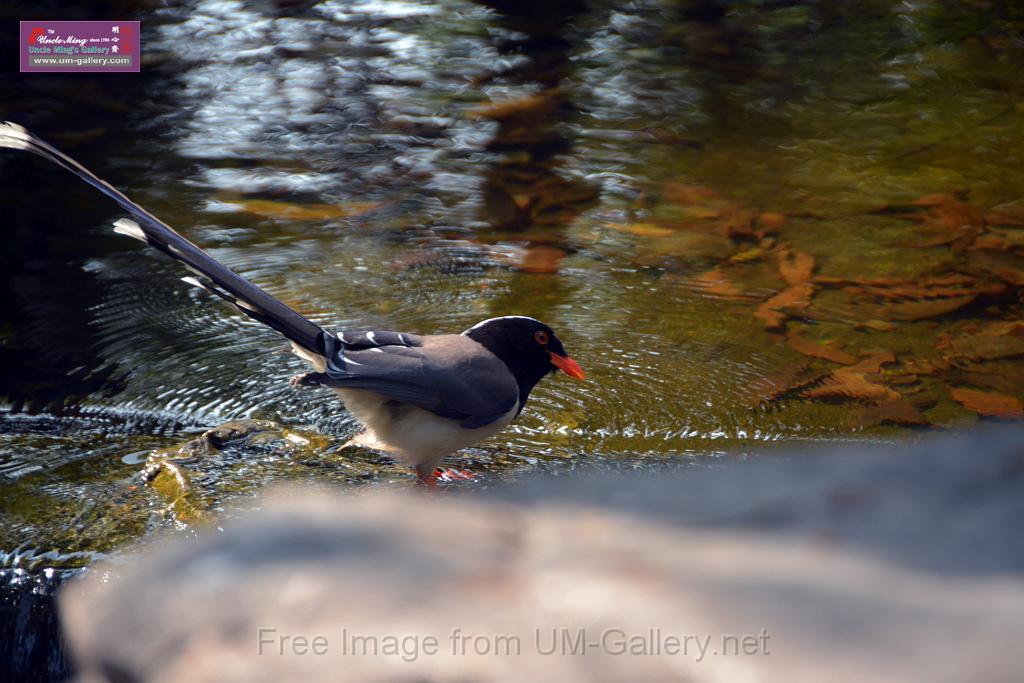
[463,315,585,402]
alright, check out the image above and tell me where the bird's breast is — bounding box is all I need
[334,388,518,469]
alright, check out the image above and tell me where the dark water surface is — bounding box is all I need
[0,0,1022,589]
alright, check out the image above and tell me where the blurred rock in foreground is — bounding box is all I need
[62,429,1024,682]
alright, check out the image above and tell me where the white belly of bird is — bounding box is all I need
[334,388,517,470]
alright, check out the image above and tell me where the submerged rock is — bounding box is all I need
[140,419,328,524]
[61,429,1024,682]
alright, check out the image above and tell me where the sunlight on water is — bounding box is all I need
[1,0,1023,563]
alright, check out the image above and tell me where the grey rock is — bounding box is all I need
[61,428,1024,682]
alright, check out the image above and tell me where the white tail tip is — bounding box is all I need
[112,218,147,242]
[0,121,32,151]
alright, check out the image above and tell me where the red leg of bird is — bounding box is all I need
[415,465,438,489]
[434,468,479,482]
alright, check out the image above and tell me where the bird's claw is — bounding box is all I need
[414,466,479,489]
[434,468,479,483]
[289,372,320,388]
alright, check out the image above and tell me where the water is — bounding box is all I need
[0,0,1022,577]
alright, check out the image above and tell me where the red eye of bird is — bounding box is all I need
[534,330,549,345]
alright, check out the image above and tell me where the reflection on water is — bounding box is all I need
[474,1,600,236]
[0,0,1022,567]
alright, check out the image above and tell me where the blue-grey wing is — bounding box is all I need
[322,335,518,428]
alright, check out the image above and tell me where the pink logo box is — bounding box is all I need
[20,21,140,73]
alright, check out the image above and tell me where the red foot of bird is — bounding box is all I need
[414,465,478,488]
[435,468,478,482]
[414,465,438,489]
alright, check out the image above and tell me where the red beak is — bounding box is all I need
[549,351,586,380]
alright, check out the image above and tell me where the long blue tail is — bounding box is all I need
[0,121,331,358]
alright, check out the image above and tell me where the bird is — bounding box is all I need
[0,122,585,487]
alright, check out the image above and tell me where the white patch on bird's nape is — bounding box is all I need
[462,315,542,335]
[366,331,377,343]
[112,218,147,242]
[0,122,31,150]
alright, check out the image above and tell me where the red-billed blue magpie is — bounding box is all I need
[0,122,585,487]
